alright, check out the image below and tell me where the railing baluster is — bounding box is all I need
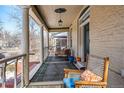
[14,58,18,88]
[1,64,4,87]
[21,57,24,87]
[2,63,6,88]
[0,54,27,88]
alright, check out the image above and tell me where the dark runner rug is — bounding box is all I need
[31,56,77,82]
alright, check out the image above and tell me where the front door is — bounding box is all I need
[83,23,89,61]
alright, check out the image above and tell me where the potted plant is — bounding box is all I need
[76,57,81,62]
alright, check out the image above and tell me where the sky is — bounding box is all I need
[0,5,40,35]
[0,5,22,34]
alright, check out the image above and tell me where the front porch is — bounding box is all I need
[29,56,124,88]
[0,5,124,88]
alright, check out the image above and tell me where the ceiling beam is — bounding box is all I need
[30,5,49,31]
[49,27,69,32]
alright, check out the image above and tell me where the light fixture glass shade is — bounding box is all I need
[58,19,63,26]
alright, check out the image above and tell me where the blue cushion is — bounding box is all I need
[63,78,80,88]
[68,56,75,63]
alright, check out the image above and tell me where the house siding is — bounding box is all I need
[71,19,78,56]
[90,6,124,73]
[70,6,124,87]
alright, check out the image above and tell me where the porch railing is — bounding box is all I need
[0,54,26,88]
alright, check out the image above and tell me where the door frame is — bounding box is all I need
[78,6,90,62]
[83,22,90,61]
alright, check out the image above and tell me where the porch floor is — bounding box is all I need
[30,56,124,88]
[31,56,77,82]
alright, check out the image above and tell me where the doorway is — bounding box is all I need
[49,32,68,56]
[83,23,89,61]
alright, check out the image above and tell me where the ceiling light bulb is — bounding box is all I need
[58,19,63,26]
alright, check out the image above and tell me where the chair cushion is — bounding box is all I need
[68,56,75,63]
[63,78,80,88]
[80,70,102,82]
[68,72,80,78]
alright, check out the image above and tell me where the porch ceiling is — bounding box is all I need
[35,5,83,29]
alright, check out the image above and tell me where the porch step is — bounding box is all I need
[28,81,64,88]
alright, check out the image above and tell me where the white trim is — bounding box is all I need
[78,7,90,61]
[79,7,90,21]
[45,61,69,64]
[29,62,42,80]
[49,29,69,32]
[29,81,63,86]
[30,6,48,30]
[29,8,43,27]
[80,18,90,27]
[20,5,31,9]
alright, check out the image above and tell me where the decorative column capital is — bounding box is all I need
[39,24,44,28]
[20,5,31,9]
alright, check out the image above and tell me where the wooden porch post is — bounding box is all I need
[40,26,44,64]
[47,31,49,55]
[22,6,30,86]
[67,31,71,48]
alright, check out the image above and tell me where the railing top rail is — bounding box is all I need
[89,54,104,60]
[0,53,26,64]
[88,54,109,62]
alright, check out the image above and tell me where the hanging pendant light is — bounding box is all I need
[54,8,66,26]
[58,19,63,26]
[58,13,63,26]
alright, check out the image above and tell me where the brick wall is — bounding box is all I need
[90,6,124,73]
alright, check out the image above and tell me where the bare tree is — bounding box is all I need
[0,20,4,49]
[29,17,40,53]
[0,20,3,39]
[8,6,23,31]
[8,6,41,60]
[6,6,23,48]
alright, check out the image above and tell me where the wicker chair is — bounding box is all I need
[64,55,110,88]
